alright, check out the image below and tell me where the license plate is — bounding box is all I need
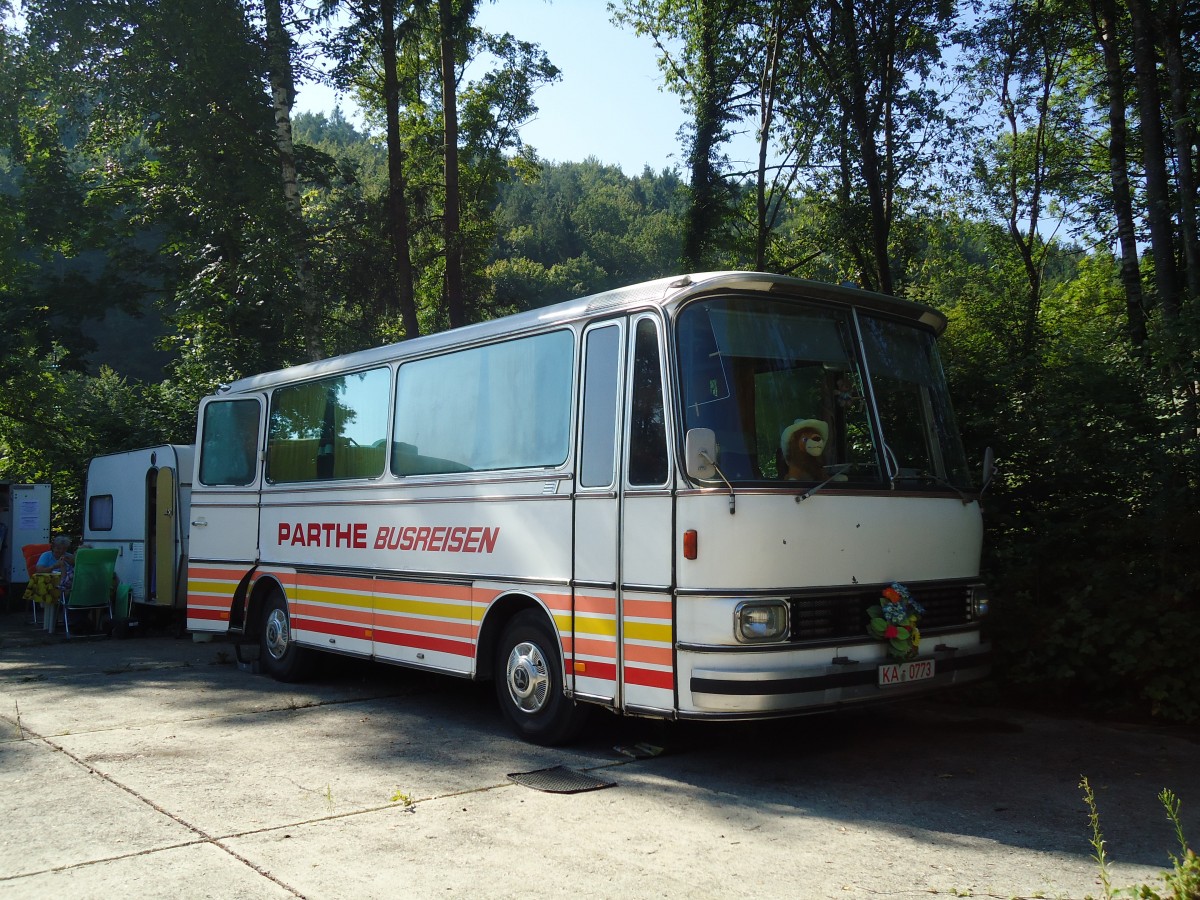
[878,659,935,686]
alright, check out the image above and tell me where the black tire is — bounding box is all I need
[259,590,313,682]
[493,610,588,745]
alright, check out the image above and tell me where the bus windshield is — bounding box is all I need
[675,295,971,490]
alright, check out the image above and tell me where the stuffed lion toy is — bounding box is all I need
[780,418,830,481]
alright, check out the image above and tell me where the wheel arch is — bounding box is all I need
[476,590,563,683]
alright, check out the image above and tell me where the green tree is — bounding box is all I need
[613,0,749,270]
[960,0,1092,361]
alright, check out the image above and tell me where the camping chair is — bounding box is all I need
[22,543,51,624]
[58,547,119,636]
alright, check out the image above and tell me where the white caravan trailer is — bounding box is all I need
[186,272,992,744]
[83,445,194,620]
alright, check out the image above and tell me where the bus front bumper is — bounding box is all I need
[678,634,991,716]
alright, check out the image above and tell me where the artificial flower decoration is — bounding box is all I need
[867,582,925,659]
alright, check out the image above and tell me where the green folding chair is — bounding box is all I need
[60,548,119,636]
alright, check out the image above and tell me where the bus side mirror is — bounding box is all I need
[685,428,718,480]
[980,447,996,497]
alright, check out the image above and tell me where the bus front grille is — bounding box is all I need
[788,581,974,645]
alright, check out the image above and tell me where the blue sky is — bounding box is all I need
[295,0,693,175]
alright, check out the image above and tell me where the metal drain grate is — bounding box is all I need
[507,765,616,794]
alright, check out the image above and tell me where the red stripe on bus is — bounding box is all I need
[185,606,230,621]
[625,667,674,690]
[293,616,370,642]
[575,660,616,682]
[371,629,475,658]
[375,612,476,640]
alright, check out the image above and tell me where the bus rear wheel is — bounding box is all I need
[260,590,313,682]
[494,610,588,745]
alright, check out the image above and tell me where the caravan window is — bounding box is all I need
[89,495,114,532]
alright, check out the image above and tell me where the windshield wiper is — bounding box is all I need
[795,464,853,503]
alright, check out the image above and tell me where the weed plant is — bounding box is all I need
[1081,777,1200,899]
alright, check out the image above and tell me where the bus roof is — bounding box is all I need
[217,272,946,396]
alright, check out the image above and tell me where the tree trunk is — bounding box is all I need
[754,13,781,271]
[439,0,466,328]
[1091,0,1147,348]
[1127,0,1181,319]
[381,0,420,340]
[682,0,724,271]
[834,0,893,295]
[263,0,321,360]
[1162,0,1199,303]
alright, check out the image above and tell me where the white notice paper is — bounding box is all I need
[19,500,41,530]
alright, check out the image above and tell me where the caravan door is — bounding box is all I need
[150,465,179,606]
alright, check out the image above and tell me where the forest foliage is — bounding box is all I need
[0,0,1197,722]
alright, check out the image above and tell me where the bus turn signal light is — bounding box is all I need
[683,529,698,560]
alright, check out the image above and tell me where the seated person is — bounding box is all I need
[36,534,76,591]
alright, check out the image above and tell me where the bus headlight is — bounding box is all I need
[734,600,789,643]
[970,584,991,619]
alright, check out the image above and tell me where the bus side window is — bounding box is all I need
[580,324,622,488]
[267,368,389,483]
[628,319,668,486]
[199,399,261,486]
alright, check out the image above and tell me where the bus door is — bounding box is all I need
[574,320,625,704]
[574,315,675,713]
[618,316,675,713]
[188,395,265,629]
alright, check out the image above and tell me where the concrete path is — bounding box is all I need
[1,611,1196,899]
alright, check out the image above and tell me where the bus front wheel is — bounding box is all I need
[260,590,313,682]
[494,610,587,745]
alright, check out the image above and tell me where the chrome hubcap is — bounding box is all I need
[264,606,290,661]
[505,640,550,714]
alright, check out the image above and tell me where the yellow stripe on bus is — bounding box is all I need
[374,595,478,621]
[623,620,672,643]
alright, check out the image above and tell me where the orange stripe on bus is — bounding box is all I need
[292,602,374,626]
[189,571,248,583]
[623,597,673,620]
[538,591,572,613]
[572,636,616,660]
[623,643,673,667]
[375,580,473,603]
[573,594,615,615]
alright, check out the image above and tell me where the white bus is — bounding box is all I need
[186,272,991,744]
